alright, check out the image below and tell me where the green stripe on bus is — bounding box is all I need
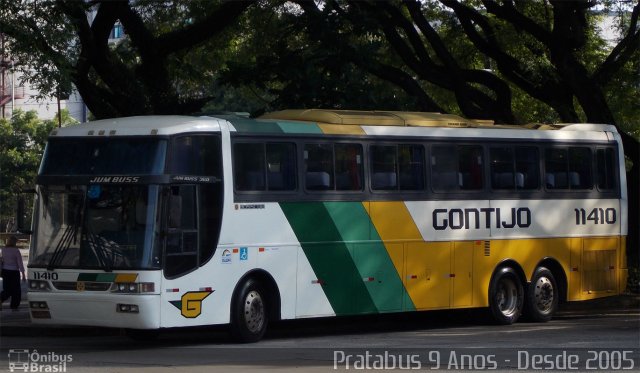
[324,202,415,312]
[229,118,284,133]
[280,202,378,315]
[276,121,323,134]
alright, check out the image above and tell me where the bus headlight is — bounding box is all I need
[28,280,51,292]
[110,282,155,294]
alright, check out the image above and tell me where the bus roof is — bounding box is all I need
[50,115,222,137]
[49,110,618,143]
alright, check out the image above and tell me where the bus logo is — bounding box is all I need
[8,349,29,372]
[170,291,213,318]
[76,282,85,291]
[221,249,232,264]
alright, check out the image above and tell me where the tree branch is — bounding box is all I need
[156,0,256,57]
[594,1,640,84]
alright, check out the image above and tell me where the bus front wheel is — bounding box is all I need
[230,278,268,343]
[525,267,558,322]
[489,267,524,325]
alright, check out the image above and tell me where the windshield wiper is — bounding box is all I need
[47,224,79,270]
[86,232,113,272]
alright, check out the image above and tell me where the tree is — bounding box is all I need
[0,0,255,119]
[0,110,75,226]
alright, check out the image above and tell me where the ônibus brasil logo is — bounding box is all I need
[7,349,72,372]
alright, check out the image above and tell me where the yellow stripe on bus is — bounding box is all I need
[115,274,138,283]
[365,201,447,310]
[318,124,366,135]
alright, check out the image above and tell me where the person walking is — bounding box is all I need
[1,235,26,310]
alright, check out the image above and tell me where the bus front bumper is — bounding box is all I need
[28,292,161,329]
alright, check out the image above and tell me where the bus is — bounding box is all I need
[26,109,627,342]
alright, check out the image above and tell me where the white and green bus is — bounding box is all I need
[27,109,628,342]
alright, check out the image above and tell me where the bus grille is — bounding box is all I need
[52,281,111,291]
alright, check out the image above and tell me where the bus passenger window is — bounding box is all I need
[371,146,397,190]
[515,147,540,189]
[399,145,424,190]
[545,147,592,190]
[431,145,458,191]
[234,143,266,191]
[597,148,616,190]
[335,144,363,191]
[569,148,592,189]
[490,147,515,189]
[305,144,334,190]
[458,146,483,190]
[490,146,539,190]
[432,145,482,191]
[266,143,296,191]
[371,145,424,191]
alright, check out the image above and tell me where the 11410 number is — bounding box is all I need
[574,208,616,225]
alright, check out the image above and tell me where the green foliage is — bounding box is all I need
[0,110,76,222]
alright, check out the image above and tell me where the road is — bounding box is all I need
[1,305,638,372]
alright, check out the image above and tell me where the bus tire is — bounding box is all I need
[230,278,268,343]
[489,267,524,325]
[525,267,558,322]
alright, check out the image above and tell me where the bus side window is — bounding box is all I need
[370,145,397,190]
[234,143,266,191]
[491,146,539,190]
[458,145,483,190]
[490,147,515,189]
[305,144,334,190]
[399,145,424,190]
[597,148,617,190]
[545,147,592,190]
[515,147,539,189]
[431,145,458,191]
[335,144,363,191]
[266,143,297,191]
[432,144,483,191]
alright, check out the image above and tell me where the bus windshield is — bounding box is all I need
[40,137,167,175]
[30,185,162,270]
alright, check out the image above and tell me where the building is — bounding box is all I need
[0,35,88,122]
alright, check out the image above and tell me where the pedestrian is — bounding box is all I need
[1,235,26,311]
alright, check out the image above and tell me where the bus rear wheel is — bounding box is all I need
[489,267,524,325]
[230,278,268,343]
[525,267,558,322]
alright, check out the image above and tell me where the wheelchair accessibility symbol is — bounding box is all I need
[239,247,248,261]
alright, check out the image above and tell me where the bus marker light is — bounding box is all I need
[572,267,579,272]
[311,279,324,285]
[408,275,418,280]
[166,288,180,293]
[199,287,213,292]
[449,274,456,278]
[259,247,265,252]
[609,266,615,270]
[233,248,239,253]
[363,277,375,282]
